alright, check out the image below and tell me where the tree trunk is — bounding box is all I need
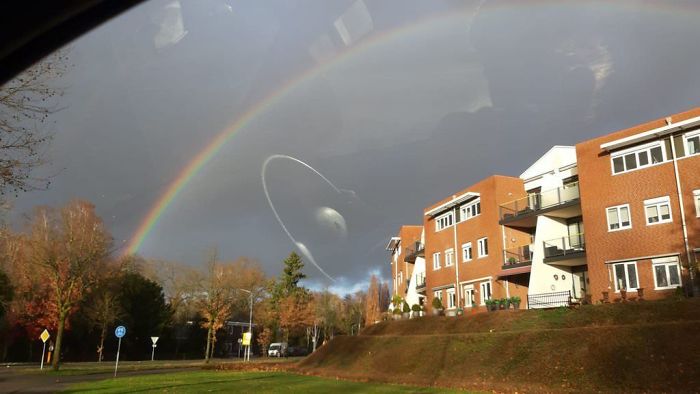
[204,326,212,363]
[52,314,66,371]
[98,325,106,362]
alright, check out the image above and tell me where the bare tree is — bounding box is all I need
[0,50,69,195]
[27,200,112,370]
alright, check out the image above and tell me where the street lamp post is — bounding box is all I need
[237,289,253,362]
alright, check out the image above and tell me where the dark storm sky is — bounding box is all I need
[10,0,700,294]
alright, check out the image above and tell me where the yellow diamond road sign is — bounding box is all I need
[40,329,50,343]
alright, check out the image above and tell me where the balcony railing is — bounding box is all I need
[499,182,580,222]
[415,275,426,291]
[543,233,585,259]
[503,244,533,268]
[404,241,425,263]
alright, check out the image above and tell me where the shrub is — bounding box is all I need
[402,302,410,313]
[498,298,507,306]
[392,307,402,315]
[508,257,518,264]
[511,296,521,303]
[484,299,494,306]
[411,304,421,312]
[432,297,443,310]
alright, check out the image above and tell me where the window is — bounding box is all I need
[694,190,700,217]
[644,196,672,225]
[606,204,631,231]
[479,281,491,305]
[459,198,481,221]
[444,249,454,267]
[463,285,475,307]
[433,290,442,302]
[446,288,456,309]
[612,262,639,291]
[398,271,402,286]
[611,142,665,174]
[685,131,700,156]
[435,212,454,231]
[652,257,681,290]
[477,237,488,258]
[432,252,441,270]
[462,242,473,262]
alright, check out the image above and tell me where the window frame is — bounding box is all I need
[612,261,640,292]
[462,242,473,262]
[444,248,454,267]
[459,198,481,222]
[684,129,700,157]
[606,204,632,232]
[435,211,454,232]
[644,196,672,226]
[477,237,488,258]
[432,252,441,270]
[610,141,666,175]
[651,257,682,290]
[694,190,700,218]
[479,281,492,305]
[446,288,456,309]
[433,290,442,302]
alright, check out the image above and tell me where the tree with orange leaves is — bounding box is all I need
[26,200,112,370]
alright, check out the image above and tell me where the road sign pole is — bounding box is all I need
[40,342,46,370]
[151,345,155,361]
[114,337,122,378]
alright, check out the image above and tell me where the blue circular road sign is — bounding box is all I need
[115,326,126,338]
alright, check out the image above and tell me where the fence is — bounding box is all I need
[527,290,572,309]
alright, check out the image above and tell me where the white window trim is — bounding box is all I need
[612,261,640,293]
[459,198,481,222]
[432,252,441,270]
[462,242,473,262]
[444,248,454,267]
[479,281,492,305]
[435,211,454,232]
[651,257,682,290]
[477,237,488,258]
[463,284,475,307]
[433,290,442,301]
[610,140,666,175]
[606,204,632,232]
[684,129,700,157]
[446,288,456,309]
[644,196,672,226]
[694,190,700,218]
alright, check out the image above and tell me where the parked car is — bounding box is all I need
[267,342,288,357]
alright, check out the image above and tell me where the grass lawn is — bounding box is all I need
[64,370,468,393]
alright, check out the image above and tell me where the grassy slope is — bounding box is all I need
[64,371,467,393]
[297,300,700,393]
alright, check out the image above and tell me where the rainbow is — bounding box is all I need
[124,1,698,257]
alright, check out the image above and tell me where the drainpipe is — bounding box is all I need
[453,206,460,308]
[668,131,697,295]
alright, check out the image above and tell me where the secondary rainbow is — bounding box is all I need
[124,1,695,256]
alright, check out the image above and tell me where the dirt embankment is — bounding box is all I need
[296,300,700,393]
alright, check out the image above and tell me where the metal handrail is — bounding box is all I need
[500,182,580,220]
[543,232,585,258]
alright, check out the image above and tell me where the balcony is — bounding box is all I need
[499,182,581,226]
[502,244,533,270]
[543,233,586,265]
[404,241,425,263]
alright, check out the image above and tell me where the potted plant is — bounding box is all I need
[505,297,512,309]
[510,296,521,309]
[507,257,518,265]
[392,307,402,320]
[485,299,496,312]
[411,304,421,318]
[498,298,507,310]
[456,307,464,316]
[431,297,444,316]
[392,295,404,310]
[402,302,410,319]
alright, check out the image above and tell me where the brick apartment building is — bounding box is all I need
[423,175,531,312]
[389,107,700,311]
[386,225,425,307]
[577,108,700,300]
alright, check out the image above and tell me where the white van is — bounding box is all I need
[267,342,288,357]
